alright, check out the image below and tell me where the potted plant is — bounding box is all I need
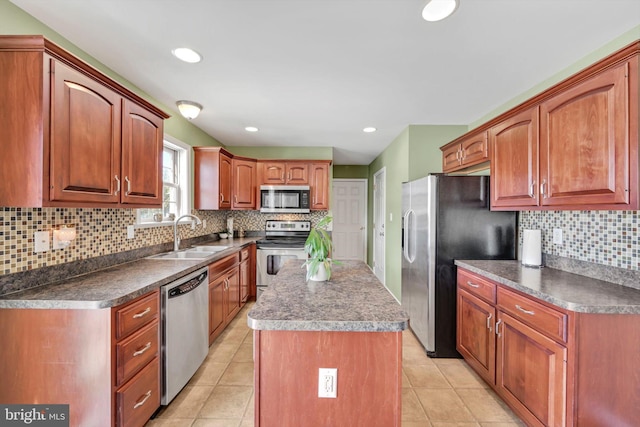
[303,216,338,281]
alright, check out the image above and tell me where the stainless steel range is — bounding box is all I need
[256,220,310,298]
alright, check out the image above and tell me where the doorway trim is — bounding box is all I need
[373,167,386,286]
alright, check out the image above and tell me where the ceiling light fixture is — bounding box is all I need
[171,47,202,63]
[176,100,203,120]
[245,126,259,132]
[363,127,377,133]
[422,0,458,22]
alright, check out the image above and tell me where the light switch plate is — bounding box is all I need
[34,231,50,253]
[553,228,563,245]
[127,225,135,239]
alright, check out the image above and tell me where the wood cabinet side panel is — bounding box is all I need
[255,330,401,427]
[0,50,45,206]
[0,308,113,425]
[574,313,640,427]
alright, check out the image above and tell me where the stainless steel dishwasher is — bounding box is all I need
[161,267,209,405]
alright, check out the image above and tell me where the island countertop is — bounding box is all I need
[247,260,409,332]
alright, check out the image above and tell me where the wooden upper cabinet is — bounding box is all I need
[260,161,287,185]
[286,163,309,184]
[490,107,540,209]
[310,162,330,210]
[232,158,257,209]
[441,131,488,173]
[50,59,122,204]
[0,36,169,208]
[194,147,232,210]
[258,161,309,185]
[539,61,631,208]
[121,100,163,205]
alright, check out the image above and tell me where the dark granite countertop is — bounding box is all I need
[247,260,409,332]
[0,238,258,309]
[455,260,640,314]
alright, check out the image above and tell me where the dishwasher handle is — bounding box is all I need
[167,270,208,299]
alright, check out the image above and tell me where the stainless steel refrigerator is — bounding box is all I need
[401,174,516,358]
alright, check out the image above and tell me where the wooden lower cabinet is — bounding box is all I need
[457,268,640,427]
[208,245,255,345]
[254,330,402,427]
[496,312,566,427]
[0,289,160,427]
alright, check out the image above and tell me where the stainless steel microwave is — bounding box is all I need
[260,185,310,213]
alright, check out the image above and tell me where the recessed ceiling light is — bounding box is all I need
[422,0,458,22]
[363,127,377,133]
[171,47,202,63]
[245,126,259,132]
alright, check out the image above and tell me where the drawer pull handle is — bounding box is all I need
[132,342,152,357]
[466,281,480,288]
[132,307,151,319]
[486,313,493,332]
[495,319,502,337]
[515,304,535,315]
[529,180,535,198]
[133,390,152,409]
[114,175,121,196]
[220,193,224,203]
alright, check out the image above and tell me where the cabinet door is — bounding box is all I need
[121,100,163,205]
[490,107,540,209]
[209,276,226,345]
[239,259,250,304]
[220,153,233,209]
[232,159,256,209]
[260,161,287,185]
[461,131,488,167]
[310,163,330,210]
[496,312,566,427]
[50,59,121,203]
[457,289,496,385]
[226,267,241,319]
[442,143,462,173]
[540,61,630,208]
[286,163,309,184]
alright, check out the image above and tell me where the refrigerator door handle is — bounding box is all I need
[404,209,417,263]
[402,211,411,262]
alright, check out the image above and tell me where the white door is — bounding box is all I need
[373,168,386,284]
[332,179,367,261]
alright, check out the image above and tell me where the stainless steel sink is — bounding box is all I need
[190,245,229,252]
[147,250,217,260]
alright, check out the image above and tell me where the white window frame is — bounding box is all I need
[135,135,192,228]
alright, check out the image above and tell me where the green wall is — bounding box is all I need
[225,146,333,160]
[407,125,467,180]
[0,0,221,149]
[470,25,640,129]
[367,128,409,300]
[333,165,369,179]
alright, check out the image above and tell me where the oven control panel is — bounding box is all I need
[265,220,311,231]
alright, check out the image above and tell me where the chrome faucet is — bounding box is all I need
[174,214,202,251]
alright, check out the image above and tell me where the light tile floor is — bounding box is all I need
[147,302,524,427]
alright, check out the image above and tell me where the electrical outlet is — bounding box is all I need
[553,228,563,245]
[34,231,50,253]
[203,219,207,230]
[318,368,337,398]
[127,225,135,239]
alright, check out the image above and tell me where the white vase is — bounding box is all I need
[308,263,328,281]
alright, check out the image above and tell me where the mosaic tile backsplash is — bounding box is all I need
[520,210,639,271]
[0,208,328,276]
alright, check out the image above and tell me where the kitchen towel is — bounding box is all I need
[521,229,542,267]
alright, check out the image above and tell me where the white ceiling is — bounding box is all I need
[10,0,640,165]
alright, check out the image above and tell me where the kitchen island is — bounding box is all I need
[248,260,408,427]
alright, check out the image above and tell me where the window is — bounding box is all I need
[137,136,191,225]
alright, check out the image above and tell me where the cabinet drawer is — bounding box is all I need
[457,269,497,304]
[116,357,160,427]
[116,320,159,386]
[240,247,250,261]
[209,253,239,280]
[497,287,567,343]
[115,292,159,340]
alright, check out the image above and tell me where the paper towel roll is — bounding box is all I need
[522,229,542,267]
